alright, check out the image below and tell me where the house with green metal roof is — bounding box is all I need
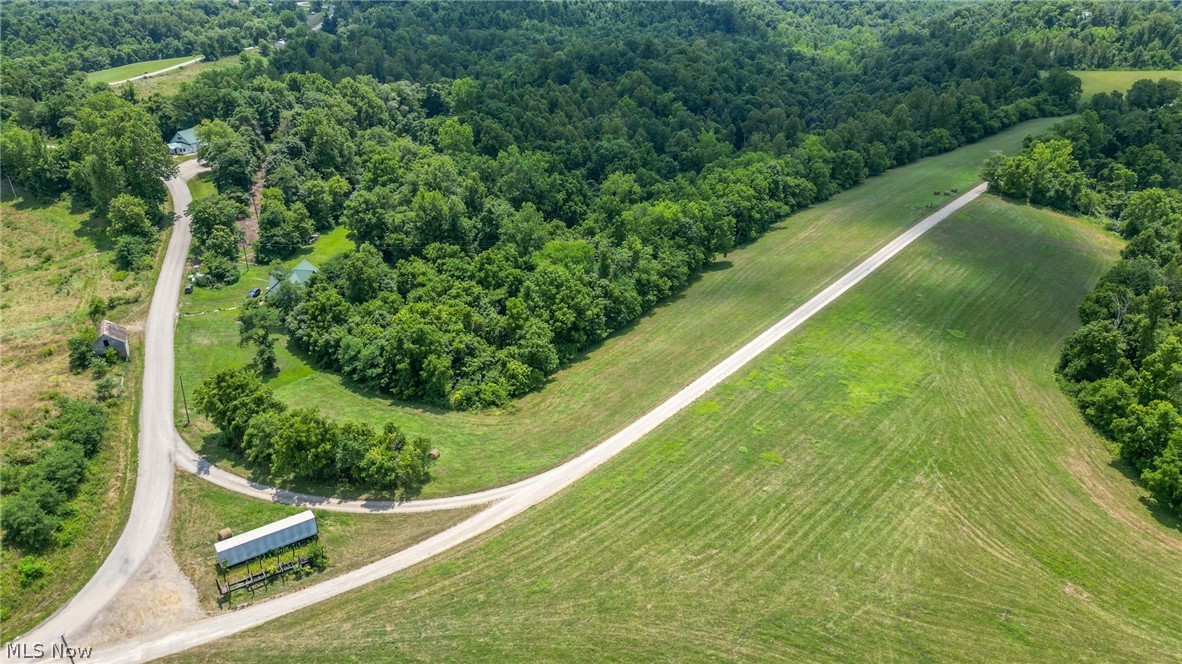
[168,127,201,155]
[266,259,319,295]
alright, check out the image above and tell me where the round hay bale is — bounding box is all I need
[428,448,441,460]
[217,528,233,541]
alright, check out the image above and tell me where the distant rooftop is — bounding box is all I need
[97,319,128,343]
[173,127,199,145]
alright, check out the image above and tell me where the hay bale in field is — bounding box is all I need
[217,528,233,542]
[428,448,441,460]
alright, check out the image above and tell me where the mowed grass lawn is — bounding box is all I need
[169,197,1182,662]
[1070,69,1182,99]
[186,172,216,202]
[173,117,1064,499]
[85,56,197,84]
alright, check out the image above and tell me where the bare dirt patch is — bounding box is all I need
[81,539,205,646]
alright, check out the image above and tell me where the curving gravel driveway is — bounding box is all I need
[88,184,987,662]
[13,160,208,653]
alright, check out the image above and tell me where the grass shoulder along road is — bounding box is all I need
[185,173,216,202]
[168,195,1182,663]
[172,117,1065,500]
[1070,69,1182,99]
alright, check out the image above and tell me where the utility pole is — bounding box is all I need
[179,374,191,425]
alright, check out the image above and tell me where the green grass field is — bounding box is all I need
[185,173,216,202]
[173,118,1065,499]
[172,474,478,610]
[86,56,197,84]
[168,195,1182,663]
[129,55,248,98]
[1070,69,1182,99]
[0,188,162,638]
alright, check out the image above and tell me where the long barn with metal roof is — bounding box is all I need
[215,510,318,567]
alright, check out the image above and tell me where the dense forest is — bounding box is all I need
[163,1,1096,413]
[984,81,1182,517]
[3,1,1181,489]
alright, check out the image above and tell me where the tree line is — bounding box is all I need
[984,82,1182,517]
[193,368,436,495]
[173,2,1090,411]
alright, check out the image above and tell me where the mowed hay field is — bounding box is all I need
[85,56,197,84]
[127,54,248,98]
[174,117,1064,499]
[1070,69,1182,98]
[168,196,1182,662]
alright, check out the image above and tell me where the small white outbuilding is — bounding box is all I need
[215,510,318,567]
[94,319,129,359]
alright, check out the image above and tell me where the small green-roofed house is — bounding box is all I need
[266,259,318,295]
[168,127,201,155]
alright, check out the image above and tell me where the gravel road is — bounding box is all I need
[89,184,989,663]
[107,57,204,87]
[10,160,207,655]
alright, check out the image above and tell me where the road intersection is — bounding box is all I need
[11,162,987,661]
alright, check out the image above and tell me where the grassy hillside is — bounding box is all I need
[173,117,1064,499]
[0,189,157,638]
[169,196,1182,662]
[86,56,197,84]
[1070,69,1182,99]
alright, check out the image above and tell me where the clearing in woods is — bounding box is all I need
[85,56,198,84]
[124,55,250,98]
[171,117,1063,500]
[1069,69,1182,99]
[166,196,1182,663]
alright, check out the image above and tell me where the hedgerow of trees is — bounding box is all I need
[984,80,1182,517]
[193,368,436,494]
[1,400,109,551]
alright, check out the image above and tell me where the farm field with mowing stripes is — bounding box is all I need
[1070,69,1182,99]
[168,196,1182,662]
[173,118,1063,500]
[85,56,197,84]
